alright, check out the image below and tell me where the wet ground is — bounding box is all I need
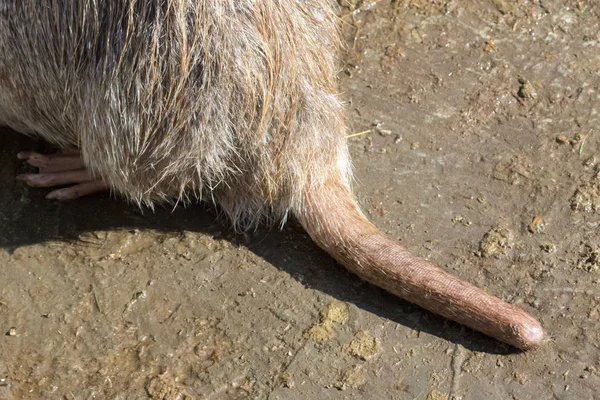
[1,0,600,398]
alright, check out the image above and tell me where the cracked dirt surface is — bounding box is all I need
[1,1,600,399]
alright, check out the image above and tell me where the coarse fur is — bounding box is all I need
[0,0,349,229]
[0,0,545,349]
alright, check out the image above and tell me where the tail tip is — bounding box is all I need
[514,320,545,350]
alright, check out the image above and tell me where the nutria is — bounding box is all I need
[0,1,544,349]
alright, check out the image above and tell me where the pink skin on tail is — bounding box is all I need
[297,177,545,350]
[17,151,545,349]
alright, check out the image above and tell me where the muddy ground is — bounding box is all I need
[1,1,600,399]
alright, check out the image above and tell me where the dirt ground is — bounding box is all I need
[1,1,600,399]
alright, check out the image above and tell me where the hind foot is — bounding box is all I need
[16,150,108,200]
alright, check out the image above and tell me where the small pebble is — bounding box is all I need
[528,215,544,234]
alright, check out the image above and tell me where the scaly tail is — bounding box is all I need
[296,177,544,350]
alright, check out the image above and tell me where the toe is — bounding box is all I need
[18,151,85,172]
[16,170,93,187]
[46,180,108,200]
[17,149,108,200]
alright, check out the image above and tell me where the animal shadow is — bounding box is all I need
[0,130,516,355]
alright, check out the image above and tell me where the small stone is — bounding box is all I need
[569,133,582,145]
[540,243,556,253]
[528,215,545,234]
[556,135,568,144]
[517,77,537,99]
[452,215,472,227]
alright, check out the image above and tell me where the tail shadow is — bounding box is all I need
[0,130,516,355]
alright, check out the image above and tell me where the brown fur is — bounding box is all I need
[0,1,543,349]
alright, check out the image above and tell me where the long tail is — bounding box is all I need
[296,178,544,350]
